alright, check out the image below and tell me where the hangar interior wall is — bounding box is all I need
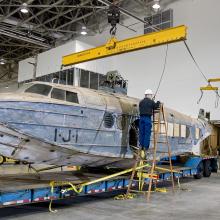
[18,40,113,83]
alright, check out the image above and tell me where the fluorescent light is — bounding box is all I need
[80,31,87,35]
[152,0,160,10]
[80,26,87,35]
[0,29,51,48]
[0,58,6,65]
[152,3,160,9]
[20,3,29,14]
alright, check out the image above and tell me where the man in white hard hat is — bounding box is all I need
[139,89,160,151]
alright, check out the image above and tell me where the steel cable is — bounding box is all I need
[184,40,220,107]
[154,44,169,99]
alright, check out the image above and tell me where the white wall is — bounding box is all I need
[76,0,220,120]
[18,40,113,82]
[18,57,35,82]
[36,41,76,77]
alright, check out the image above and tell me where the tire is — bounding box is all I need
[211,159,218,173]
[194,161,204,179]
[203,160,212,177]
[0,155,5,165]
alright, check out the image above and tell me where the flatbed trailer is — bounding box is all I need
[0,155,218,208]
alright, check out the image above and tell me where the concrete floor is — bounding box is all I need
[0,173,220,220]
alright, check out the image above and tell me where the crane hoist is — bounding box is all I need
[198,78,220,106]
[61,25,187,67]
[62,2,187,67]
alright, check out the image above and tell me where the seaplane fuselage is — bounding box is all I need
[0,82,211,168]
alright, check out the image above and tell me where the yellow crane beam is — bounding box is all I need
[208,78,220,83]
[200,85,218,91]
[62,25,187,67]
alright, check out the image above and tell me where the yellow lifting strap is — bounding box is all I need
[62,25,187,66]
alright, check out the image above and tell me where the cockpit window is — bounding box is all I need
[66,91,79,103]
[51,88,65,101]
[25,84,52,96]
[51,88,79,104]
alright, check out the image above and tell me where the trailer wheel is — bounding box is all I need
[211,159,218,173]
[203,160,212,177]
[0,155,5,165]
[194,161,204,179]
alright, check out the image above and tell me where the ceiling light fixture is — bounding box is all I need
[20,3,29,14]
[152,0,161,10]
[80,26,88,35]
[0,29,51,48]
[0,58,6,65]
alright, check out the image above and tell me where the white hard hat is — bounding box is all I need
[145,89,153,95]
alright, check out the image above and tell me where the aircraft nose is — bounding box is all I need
[0,93,25,124]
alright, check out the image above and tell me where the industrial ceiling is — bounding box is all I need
[0,0,178,82]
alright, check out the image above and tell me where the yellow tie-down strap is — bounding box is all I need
[49,164,182,211]
[50,163,152,194]
[48,163,152,212]
[137,172,158,179]
[49,164,181,194]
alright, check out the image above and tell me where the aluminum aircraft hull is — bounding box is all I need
[0,82,211,168]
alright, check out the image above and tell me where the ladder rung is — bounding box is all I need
[152,121,166,123]
[150,132,167,135]
[129,190,147,193]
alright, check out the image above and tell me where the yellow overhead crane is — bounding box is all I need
[200,78,220,91]
[62,25,187,67]
[198,78,220,106]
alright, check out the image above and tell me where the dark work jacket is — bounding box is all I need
[139,98,160,116]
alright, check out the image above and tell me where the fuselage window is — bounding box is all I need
[195,128,200,139]
[51,88,65,101]
[25,84,52,96]
[160,121,166,136]
[180,125,186,138]
[186,126,190,138]
[174,123,180,137]
[66,91,79,103]
[167,122,174,137]
[51,88,79,104]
